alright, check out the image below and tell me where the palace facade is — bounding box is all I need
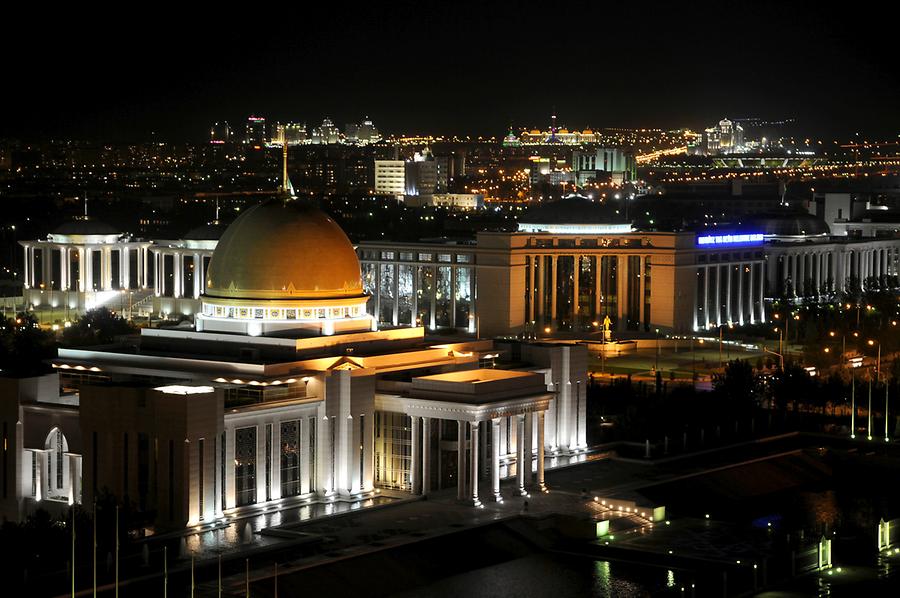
[2,201,587,528]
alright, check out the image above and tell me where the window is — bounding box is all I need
[309,417,317,493]
[235,427,257,507]
[57,429,64,490]
[198,438,204,520]
[438,253,452,263]
[220,431,226,511]
[374,412,411,491]
[280,421,300,498]
[265,424,272,502]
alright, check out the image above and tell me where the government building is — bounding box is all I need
[18,196,900,339]
[2,200,588,528]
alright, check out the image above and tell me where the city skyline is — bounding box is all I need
[3,2,899,141]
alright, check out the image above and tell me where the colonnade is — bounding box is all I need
[406,411,547,504]
[22,242,151,292]
[361,260,476,331]
[770,244,900,297]
[695,261,765,329]
[151,249,213,300]
[525,252,648,332]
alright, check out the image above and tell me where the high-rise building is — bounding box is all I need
[374,159,406,196]
[245,116,266,146]
[210,121,231,144]
[271,122,286,146]
[319,116,341,145]
[704,118,745,155]
[405,151,437,196]
[572,148,636,184]
[284,123,307,145]
[356,117,381,144]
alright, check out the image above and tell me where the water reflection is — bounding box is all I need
[172,496,395,560]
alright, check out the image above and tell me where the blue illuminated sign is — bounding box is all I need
[696,233,764,246]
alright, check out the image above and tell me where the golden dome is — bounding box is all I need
[205,201,364,301]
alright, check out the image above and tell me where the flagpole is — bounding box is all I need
[115,505,119,598]
[71,509,76,598]
[93,500,97,598]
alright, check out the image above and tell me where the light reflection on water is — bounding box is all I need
[172,496,393,560]
[394,553,661,598]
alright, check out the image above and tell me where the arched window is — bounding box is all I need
[44,428,69,498]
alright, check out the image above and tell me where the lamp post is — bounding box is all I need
[850,369,856,439]
[829,331,846,367]
[868,369,874,441]
[764,347,784,371]
[867,339,881,380]
[655,328,660,372]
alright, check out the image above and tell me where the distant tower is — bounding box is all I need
[550,111,558,141]
[280,139,295,197]
[281,141,288,195]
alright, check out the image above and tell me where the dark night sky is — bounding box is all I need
[3,1,898,142]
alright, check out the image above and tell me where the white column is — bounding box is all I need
[572,254,580,328]
[392,263,399,327]
[41,246,51,288]
[737,263,744,325]
[410,415,420,495]
[154,251,161,296]
[85,248,94,291]
[703,265,710,328]
[469,421,481,506]
[58,247,68,291]
[638,256,646,328]
[537,411,546,490]
[300,417,310,495]
[193,252,201,299]
[726,263,733,323]
[527,256,535,322]
[142,246,149,289]
[100,247,110,290]
[421,417,431,495]
[491,418,501,501]
[119,247,127,289]
[714,265,722,325]
[514,414,526,496]
[174,252,183,298]
[523,411,534,484]
[758,263,765,322]
[549,255,558,328]
[536,255,545,322]
[23,245,30,289]
[456,420,466,501]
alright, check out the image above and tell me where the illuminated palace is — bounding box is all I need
[357,198,900,336]
[1,200,588,527]
[18,196,900,339]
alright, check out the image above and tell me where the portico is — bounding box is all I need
[377,369,552,504]
[21,221,154,317]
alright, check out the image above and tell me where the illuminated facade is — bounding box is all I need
[2,200,588,529]
[20,219,155,319]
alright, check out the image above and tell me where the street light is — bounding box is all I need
[655,328,660,372]
[829,331,846,367]
[764,346,784,371]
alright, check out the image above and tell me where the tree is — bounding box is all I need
[0,312,56,375]
[713,359,760,411]
[60,307,136,346]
